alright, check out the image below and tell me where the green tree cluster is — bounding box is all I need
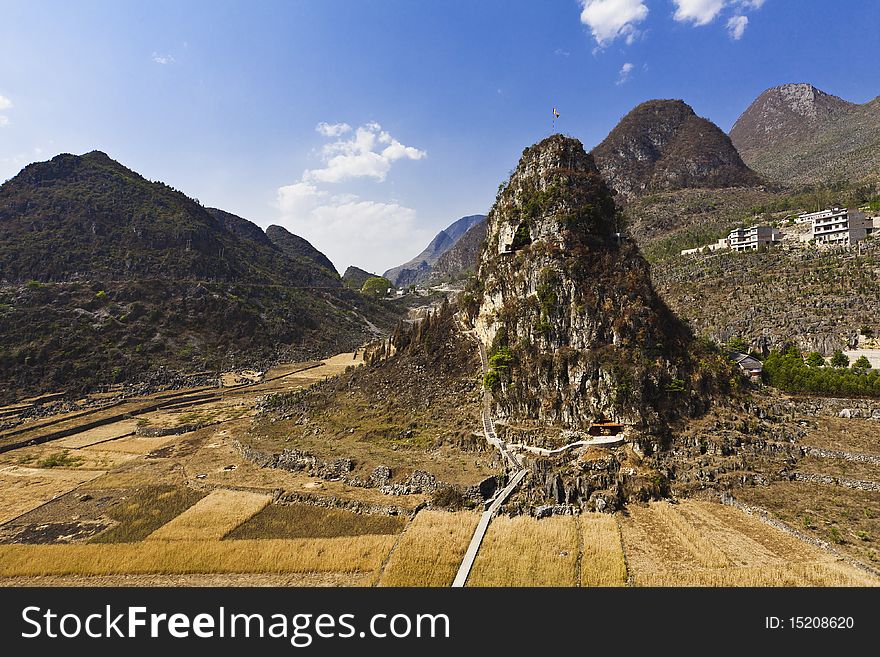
[763,347,879,397]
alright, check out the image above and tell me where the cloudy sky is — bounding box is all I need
[2,1,879,273]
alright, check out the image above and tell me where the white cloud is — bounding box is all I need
[727,14,749,39]
[616,62,635,85]
[274,187,430,274]
[304,122,425,184]
[579,0,649,47]
[152,52,175,65]
[0,95,11,127]
[672,0,766,27]
[315,122,351,137]
[672,0,726,25]
[274,122,429,272]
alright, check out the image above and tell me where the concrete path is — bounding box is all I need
[451,468,528,588]
[508,434,625,456]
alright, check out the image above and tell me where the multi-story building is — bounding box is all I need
[809,208,869,245]
[727,225,781,252]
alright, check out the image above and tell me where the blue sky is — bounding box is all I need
[2,0,879,273]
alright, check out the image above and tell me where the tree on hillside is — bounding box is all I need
[830,350,850,368]
[727,337,749,354]
[361,276,392,297]
[853,356,871,371]
[806,351,825,368]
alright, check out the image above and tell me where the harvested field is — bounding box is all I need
[467,516,579,587]
[797,455,879,482]
[0,536,396,576]
[0,572,373,587]
[54,420,139,449]
[90,485,206,543]
[621,500,879,586]
[635,562,877,587]
[146,489,272,541]
[580,514,627,586]
[85,434,181,455]
[737,481,880,566]
[0,466,104,525]
[378,510,478,587]
[800,417,880,455]
[226,503,407,539]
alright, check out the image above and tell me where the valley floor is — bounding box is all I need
[0,356,877,587]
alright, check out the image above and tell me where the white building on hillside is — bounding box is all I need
[727,225,782,252]
[810,208,869,245]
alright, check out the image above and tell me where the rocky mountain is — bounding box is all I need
[342,265,377,290]
[591,99,761,198]
[730,83,880,185]
[0,151,398,401]
[206,207,274,247]
[383,214,486,286]
[266,224,338,276]
[472,135,729,444]
[428,217,488,283]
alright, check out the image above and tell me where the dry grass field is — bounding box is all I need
[0,465,105,525]
[90,485,207,543]
[54,420,139,449]
[799,417,880,455]
[620,500,878,586]
[0,535,397,577]
[378,510,479,587]
[227,502,407,539]
[467,515,579,587]
[146,489,272,541]
[580,514,627,586]
[737,482,880,566]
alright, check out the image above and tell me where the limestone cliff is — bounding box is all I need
[473,135,720,444]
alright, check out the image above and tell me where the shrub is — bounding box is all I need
[852,356,871,371]
[830,350,850,368]
[805,352,825,368]
[727,337,749,354]
[431,486,466,511]
[483,369,501,392]
[361,276,392,297]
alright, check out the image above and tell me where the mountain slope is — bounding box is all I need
[383,214,486,285]
[0,152,398,401]
[591,100,761,198]
[730,83,880,185]
[266,224,338,276]
[429,217,488,283]
[206,207,274,248]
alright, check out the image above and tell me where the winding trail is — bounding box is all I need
[451,334,527,587]
[451,319,628,586]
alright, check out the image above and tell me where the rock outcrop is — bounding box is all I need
[591,100,761,198]
[473,135,724,442]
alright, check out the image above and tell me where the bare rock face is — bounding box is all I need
[474,135,713,441]
[591,99,760,198]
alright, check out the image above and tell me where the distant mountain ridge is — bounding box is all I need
[730,83,880,185]
[591,99,761,198]
[383,214,486,286]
